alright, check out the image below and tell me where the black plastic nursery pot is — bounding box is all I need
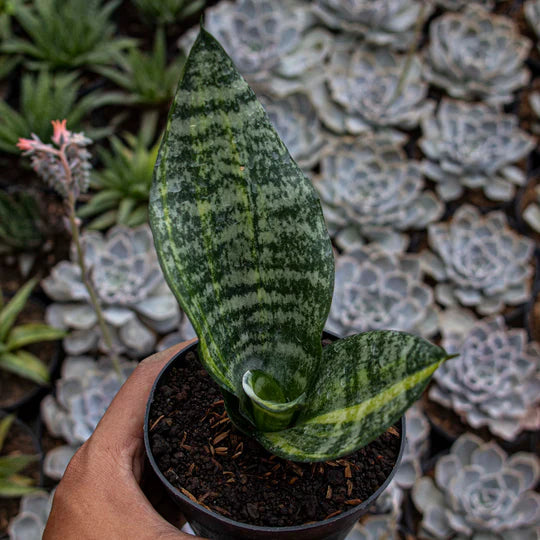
[144,337,406,540]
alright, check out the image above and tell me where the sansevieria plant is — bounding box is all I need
[149,29,453,462]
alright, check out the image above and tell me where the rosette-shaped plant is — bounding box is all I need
[421,205,534,315]
[315,134,443,252]
[42,225,180,358]
[149,29,448,461]
[413,434,540,539]
[424,5,531,104]
[420,100,535,201]
[325,247,438,339]
[7,491,53,540]
[430,313,540,441]
[259,93,327,170]
[311,41,433,134]
[312,0,432,51]
[181,0,333,98]
[41,355,136,480]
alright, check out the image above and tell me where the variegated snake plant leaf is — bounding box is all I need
[150,28,450,462]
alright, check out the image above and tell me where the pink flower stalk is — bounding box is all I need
[17,120,92,200]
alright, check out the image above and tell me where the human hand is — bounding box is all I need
[44,340,204,540]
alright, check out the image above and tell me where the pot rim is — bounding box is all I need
[144,338,407,534]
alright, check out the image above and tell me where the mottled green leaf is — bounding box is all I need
[0,351,49,385]
[0,278,37,341]
[149,29,334,426]
[256,332,448,461]
[7,323,66,351]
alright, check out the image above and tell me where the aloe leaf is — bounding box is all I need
[0,278,37,341]
[116,197,137,225]
[125,205,148,227]
[77,189,120,217]
[0,351,49,385]
[256,331,449,462]
[0,415,15,453]
[149,28,333,426]
[0,454,38,478]
[87,209,119,230]
[7,323,66,350]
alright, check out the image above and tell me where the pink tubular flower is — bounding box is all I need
[16,138,36,152]
[51,119,71,146]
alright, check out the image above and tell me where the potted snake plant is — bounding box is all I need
[144,28,451,540]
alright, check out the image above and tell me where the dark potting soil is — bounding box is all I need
[0,298,57,409]
[148,349,401,528]
[0,417,40,535]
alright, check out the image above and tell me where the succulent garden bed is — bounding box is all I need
[0,0,539,539]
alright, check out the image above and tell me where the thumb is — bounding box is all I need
[92,339,197,454]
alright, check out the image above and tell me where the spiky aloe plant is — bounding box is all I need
[149,29,451,462]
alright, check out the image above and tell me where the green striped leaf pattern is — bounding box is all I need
[256,331,448,461]
[150,29,334,413]
[150,28,449,461]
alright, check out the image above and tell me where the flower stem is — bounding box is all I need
[60,154,122,376]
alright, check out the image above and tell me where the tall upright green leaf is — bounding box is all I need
[150,29,334,426]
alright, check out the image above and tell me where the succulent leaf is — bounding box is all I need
[7,491,53,538]
[256,331,447,461]
[150,28,334,422]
